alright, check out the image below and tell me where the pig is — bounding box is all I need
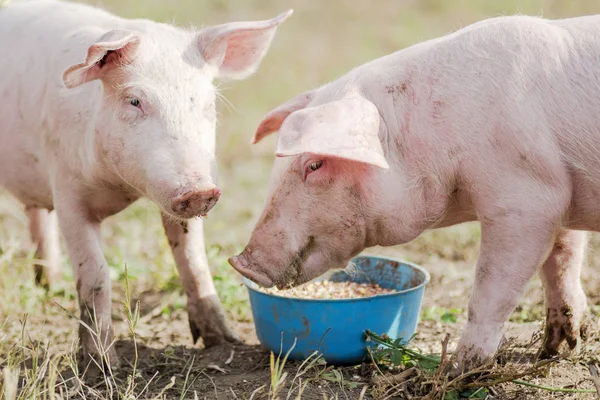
[0,0,291,368]
[230,14,600,373]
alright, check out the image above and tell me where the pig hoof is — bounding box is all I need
[446,360,466,379]
[34,264,50,290]
[78,346,119,379]
[450,341,496,377]
[33,264,58,290]
[78,322,119,377]
[445,357,486,379]
[540,306,587,359]
[188,294,241,347]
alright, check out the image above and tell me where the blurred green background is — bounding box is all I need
[3,0,600,326]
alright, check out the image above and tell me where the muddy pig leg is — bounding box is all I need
[539,229,588,358]
[162,215,239,346]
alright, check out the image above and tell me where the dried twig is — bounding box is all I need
[248,384,266,400]
[512,379,596,394]
[206,364,228,374]
[225,349,235,365]
[588,363,600,398]
[372,367,418,386]
[440,333,450,364]
[201,371,218,399]
[458,354,564,389]
[358,384,368,400]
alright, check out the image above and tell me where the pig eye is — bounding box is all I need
[129,98,141,108]
[309,161,323,171]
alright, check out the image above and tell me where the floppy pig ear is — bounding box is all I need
[252,90,315,144]
[63,29,141,89]
[275,96,389,169]
[198,10,293,80]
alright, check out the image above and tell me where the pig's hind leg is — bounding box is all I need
[27,208,61,289]
[162,215,240,347]
[539,229,588,358]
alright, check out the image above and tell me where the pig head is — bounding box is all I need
[230,89,398,288]
[61,10,293,220]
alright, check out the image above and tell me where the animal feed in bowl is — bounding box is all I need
[258,280,396,299]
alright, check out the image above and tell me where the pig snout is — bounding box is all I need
[170,185,221,219]
[229,252,275,288]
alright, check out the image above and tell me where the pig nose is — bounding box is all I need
[171,186,221,218]
[229,253,274,288]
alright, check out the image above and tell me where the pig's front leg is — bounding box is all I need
[540,229,588,358]
[162,215,239,347]
[53,192,116,370]
[453,215,557,373]
[27,208,61,289]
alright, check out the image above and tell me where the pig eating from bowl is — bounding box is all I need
[0,0,291,368]
[230,15,600,373]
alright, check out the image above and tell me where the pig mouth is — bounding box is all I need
[229,252,275,287]
[229,236,317,289]
[276,236,316,289]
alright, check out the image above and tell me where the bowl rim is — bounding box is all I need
[242,255,431,303]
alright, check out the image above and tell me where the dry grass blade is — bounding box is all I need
[153,376,176,399]
[440,333,450,364]
[179,355,199,400]
[201,371,219,399]
[248,384,266,400]
[357,384,368,400]
[225,349,235,365]
[588,363,600,398]
[207,364,228,374]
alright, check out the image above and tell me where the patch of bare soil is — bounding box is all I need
[6,240,600,399]
[89,251,600,399]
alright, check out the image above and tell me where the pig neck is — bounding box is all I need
[357,73,472,247]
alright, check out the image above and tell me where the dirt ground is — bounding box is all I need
[4,232,600,400]
[102,242,600,400]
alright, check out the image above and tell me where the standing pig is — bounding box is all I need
[230,15,599,372]
[0,0,291,367]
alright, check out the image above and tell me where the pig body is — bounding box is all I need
[0,0,291,368]
[232,15,600,372]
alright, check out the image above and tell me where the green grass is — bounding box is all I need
[422,306,464,324]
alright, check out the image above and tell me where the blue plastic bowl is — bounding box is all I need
[243,255,430,365]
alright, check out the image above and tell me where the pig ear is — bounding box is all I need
[252,90,315,144]
[275,96,389,169]
[63,29,141,89]
[198,10,293,80]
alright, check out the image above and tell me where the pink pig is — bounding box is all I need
[0,0,291,368]
[230,15,596,372]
